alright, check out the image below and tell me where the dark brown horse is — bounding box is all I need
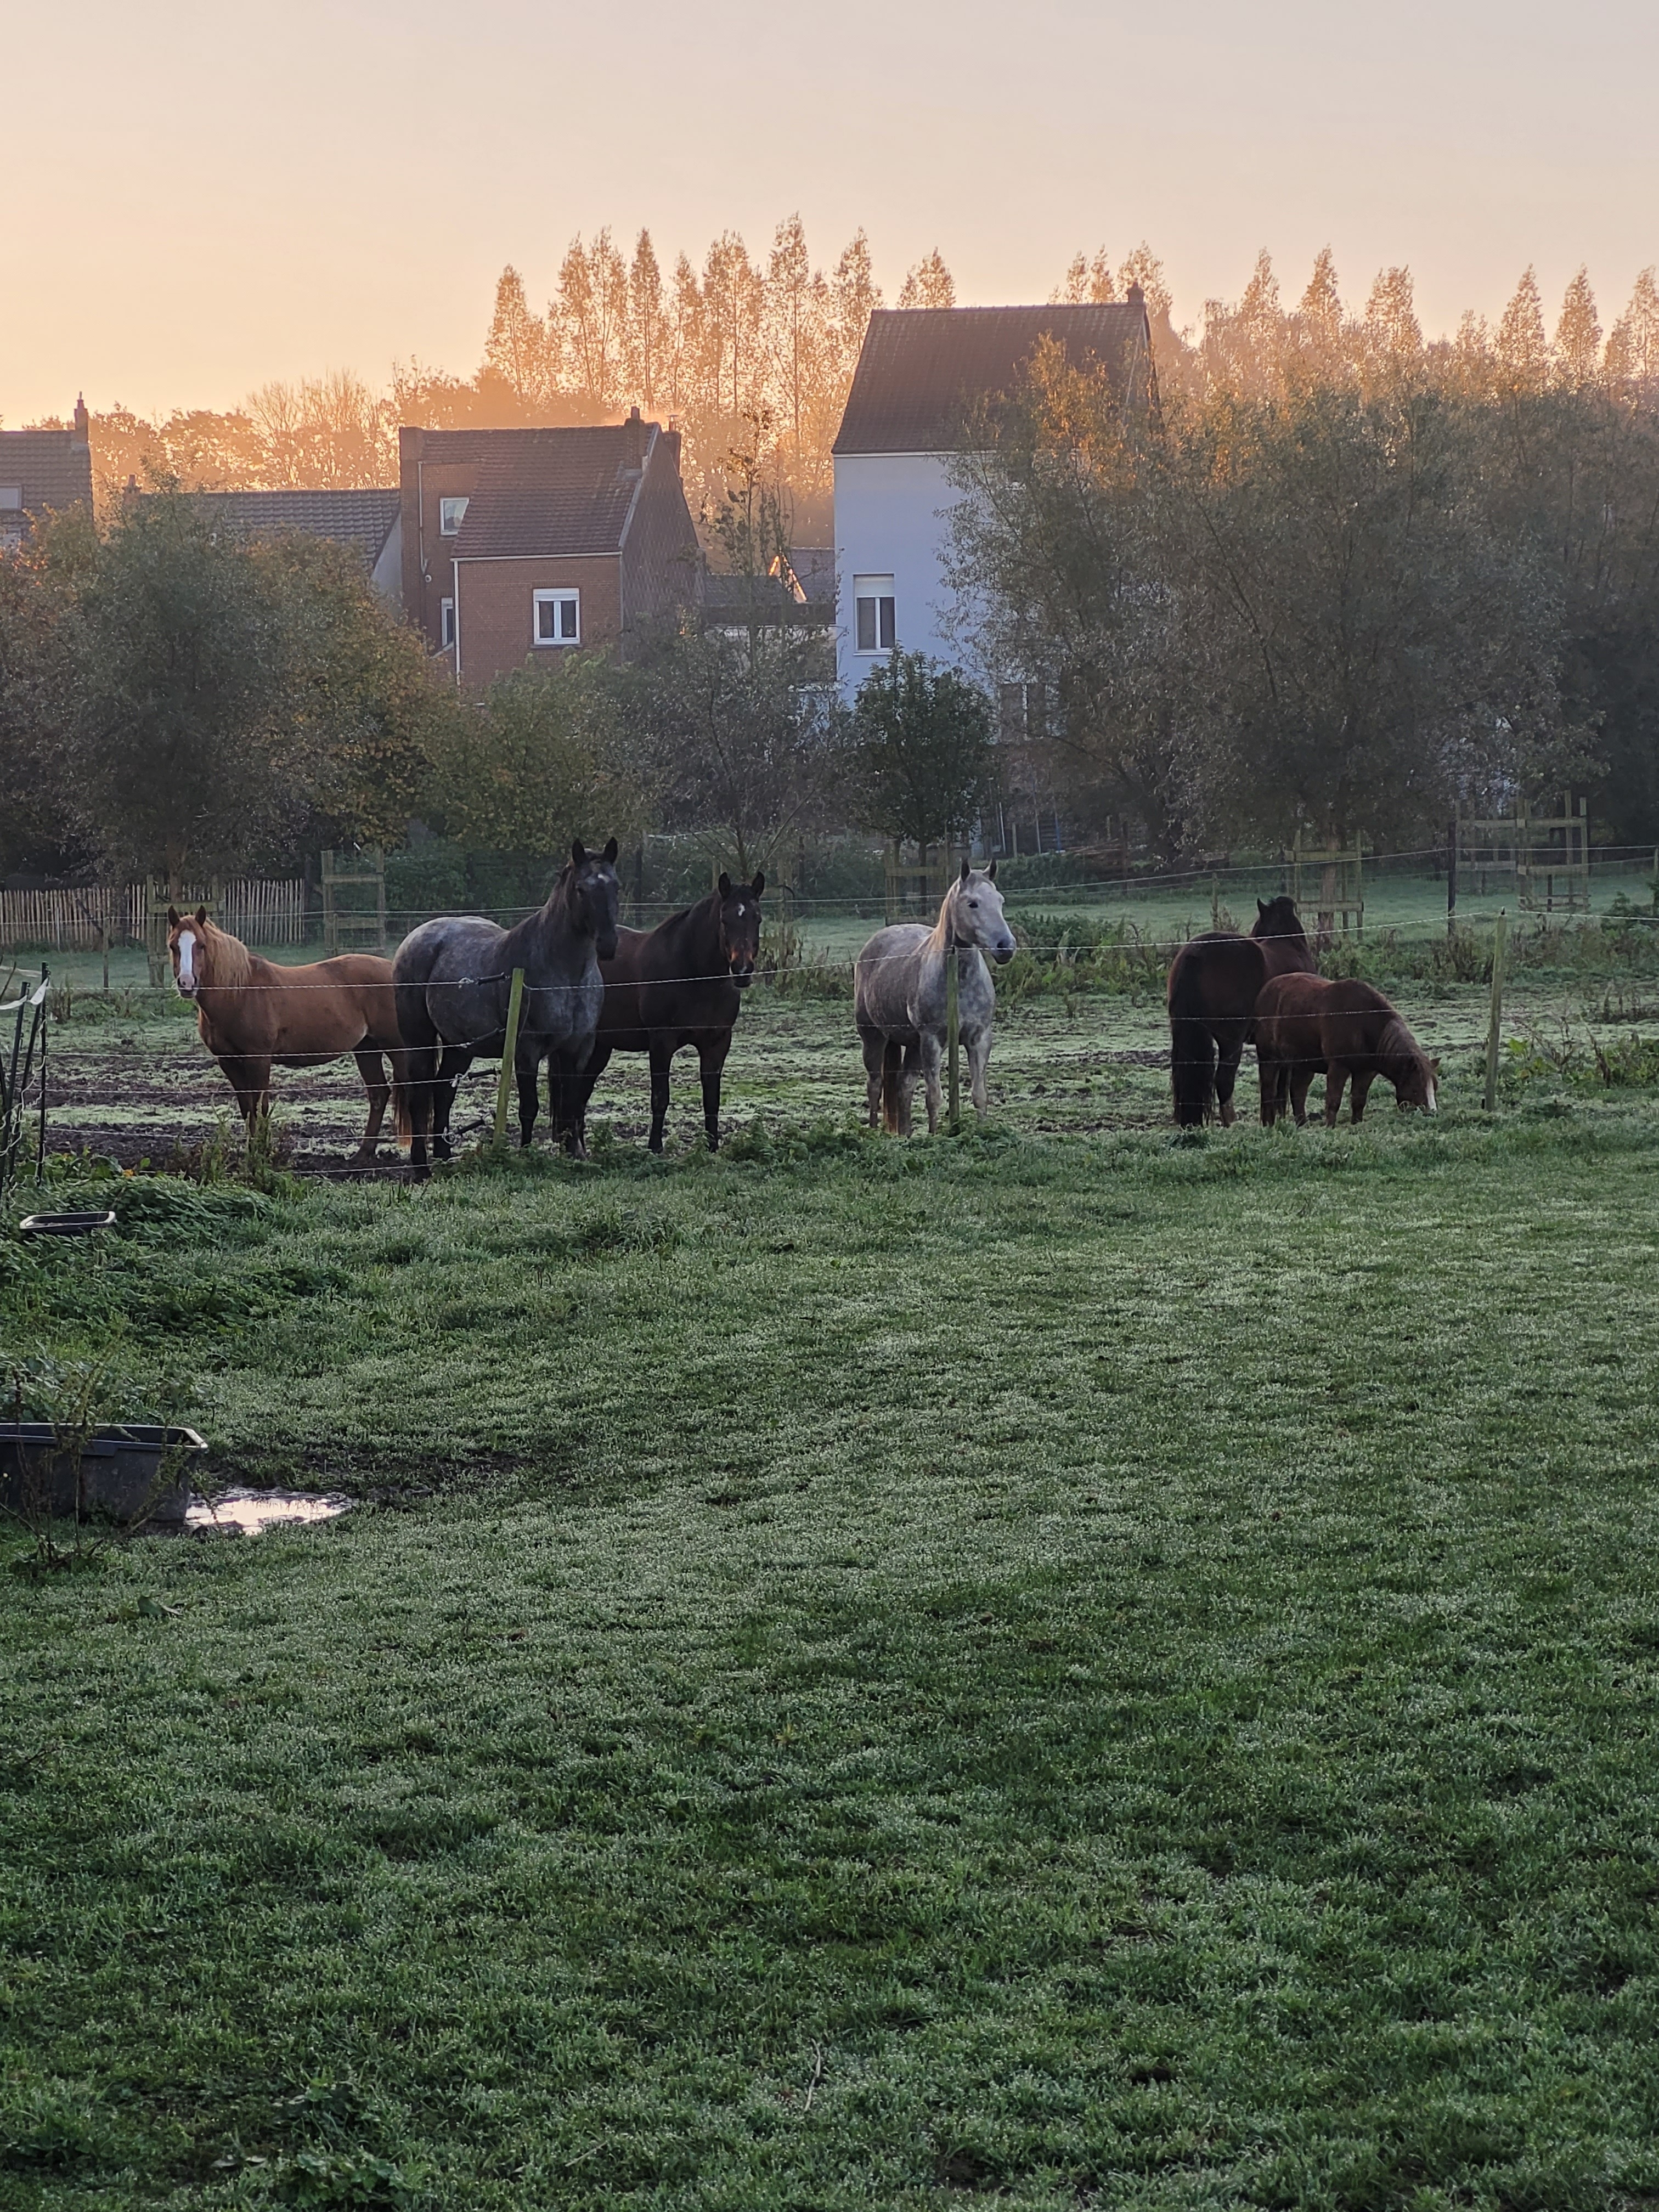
[573,871,765,1152]
[1256,973,1438,1125]
[1166,895,1317,1125]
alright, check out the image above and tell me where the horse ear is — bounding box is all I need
[602,836,618,865]
[986,859,997,881]
[167,905,180,927]
[750,870,765,899]
[571,839,586,867]
[718,872,732,901]
[1430,1056,1442,1076]
[195,906,208,927]
[1258,899,1268,916]
[959,857,972,883]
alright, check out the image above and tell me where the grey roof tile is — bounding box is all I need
[831,304,1150,456]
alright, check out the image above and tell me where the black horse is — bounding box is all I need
[392,839,621,1167]
[573,871,765,1152]
[1166,894,1317,1126]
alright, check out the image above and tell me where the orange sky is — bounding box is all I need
[7,0,1657,423]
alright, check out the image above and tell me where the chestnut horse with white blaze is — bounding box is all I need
[167,907,413,1162]
[1255,973,1438,1125]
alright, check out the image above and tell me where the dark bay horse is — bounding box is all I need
[574,870,765,1152]
[1166,894,1317,1126]
[392,838,621,1167]
[1256,973,1438,1125]
[167,907,411,1163]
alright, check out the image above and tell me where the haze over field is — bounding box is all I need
[5,0,1658,421]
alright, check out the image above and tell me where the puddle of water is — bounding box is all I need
[185,1488,352,1536]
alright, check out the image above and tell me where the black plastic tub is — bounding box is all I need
[0,1425,207,1528]
[18,1211,117,1237]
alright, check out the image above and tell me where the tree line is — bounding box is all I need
[0,487,986,904]
[950,251,1659,853]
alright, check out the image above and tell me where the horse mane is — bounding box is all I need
[195,916,253,989]
[1376,1014,1425,1075]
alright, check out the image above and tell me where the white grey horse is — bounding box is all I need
[854,861,1016,1135]
[392,838,621,1167]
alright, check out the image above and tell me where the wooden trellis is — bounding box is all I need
[1289,832,1364,944]
[1457,798,1589,916]
[883,844,964,924]
[320,848,388,955]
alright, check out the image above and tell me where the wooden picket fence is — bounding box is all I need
[0,879,309,952]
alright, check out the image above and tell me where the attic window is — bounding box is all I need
[854,574,896,654]
[438,496,469,537]
[0,488,22,512]
[533,588,580,647]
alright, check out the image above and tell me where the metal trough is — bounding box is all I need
[0,1424,207,1528]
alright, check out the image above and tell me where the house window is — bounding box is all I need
[854,575,895,653]
[438,496,469,537]
[439,597,455,650]
[0,487,21,511]
[533,589,580,646]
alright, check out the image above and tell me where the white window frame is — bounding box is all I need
[0,486,22,512]
[853,574,896,654]
[438,495,469,537]
[532,588,581,647]
[439,596,456,650]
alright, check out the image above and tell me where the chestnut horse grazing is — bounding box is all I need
[573,871,765,1153]
[1166,895,1317,1126]
[167,907,410,1162]
[1256,973,1438,1125]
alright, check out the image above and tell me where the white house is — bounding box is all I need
[831,297,1154,706]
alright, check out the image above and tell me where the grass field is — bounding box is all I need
[4,898,1659,2208]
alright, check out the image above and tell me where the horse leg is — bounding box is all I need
[698,1036,730,1152]
[1169,1015,1216,1126]
[517,1047,544,1149]
[1350,1071,1374,1124]
[1324,1063,1348,1128]
[1215,1030,1245,1127]
[1289,1065,1315,1125]
[967,1025,992,1114]
[860,1029,887,1128]
[1258,1050,1280,1125]
[898,1041,922,1137]
[647,1043,674,1154]
[432,1046,472,1161]
[919,1032,944,1135]
[352,1050,389,1163]
[572,1040,612,1152]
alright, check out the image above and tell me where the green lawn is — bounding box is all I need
[3,1093,1658,2208]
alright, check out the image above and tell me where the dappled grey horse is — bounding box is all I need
[854,861,1016,1135]
[392,838,621,1167]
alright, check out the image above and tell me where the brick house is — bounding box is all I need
[0,397,94,550]
[398,412,699,685]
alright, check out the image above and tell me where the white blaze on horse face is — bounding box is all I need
[176,930,197,995]
[1425,1076,1437,1115]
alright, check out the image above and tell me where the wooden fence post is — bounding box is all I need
[1447,817,1458,938]
[946,951,961,1133]
[1483,910,1508,1113]
[493,968,526,1144]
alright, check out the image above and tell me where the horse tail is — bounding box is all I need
[392,978,438,1147]
[881,1039,904,1133]
[1167,948,1215,1126]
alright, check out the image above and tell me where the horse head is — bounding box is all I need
[950,858,1016,965]
[715,870,765,989]
[1384,1022,1440,1115]
[166,905,213,999]
[569,837,622,961]
[1252,894,1306,947]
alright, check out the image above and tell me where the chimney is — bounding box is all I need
[622,403,646,472]
[72,392,89,445]
[1127,281,1146,317]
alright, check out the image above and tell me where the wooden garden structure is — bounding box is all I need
[1456,798,1589,916]
[1289,832,1364,945]
[320,848,388,955]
